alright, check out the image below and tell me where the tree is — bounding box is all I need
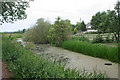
[23,18,51,44]
[114,0,120,43]
[91,1,120,43]
[48,17,72,46]
[80,21,86,31]
[107,1,120,43]
[72,24,76,31]
[91,11,108,33]
[0,1,29,25]
[22,29,26,33]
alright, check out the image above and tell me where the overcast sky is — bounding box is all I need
[0,0,117,32]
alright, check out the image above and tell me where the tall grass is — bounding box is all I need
[61,40,118,63]
[2,36,106,79]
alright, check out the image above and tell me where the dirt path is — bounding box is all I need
[0,59,13,79]
[2,62,12,78]
[34,44,119,78]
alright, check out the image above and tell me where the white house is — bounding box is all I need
[85,23,97,33]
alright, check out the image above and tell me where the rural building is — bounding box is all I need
[85,23,97,33]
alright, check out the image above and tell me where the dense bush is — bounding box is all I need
[62,40,118,63]
[23,18,51,44]
[2,36,106,79]
[47,17,72,46]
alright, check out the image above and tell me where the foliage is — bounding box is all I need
[72,36,89,42]
[111,35,115,42]
[25,42,35,50]
[90,11,108,33]
[1,1,30,25]
[62,40,118,63]
[80,21,87,31]
[91,1,120,43]
[105,34,111,42]
[76,22,81,30]
[76,21,86,31]
[14,29,26,33]
[47,27,56,44]
[2,36,106,79]
[3,33,23,40]
[73,28,77,34]
[108,1,120,43]
[85,32,98,34]
[47,17,72,46]
[23,18,51,44]
[72,24,76,31]
[92,34,104,43]
[79,36,89,42]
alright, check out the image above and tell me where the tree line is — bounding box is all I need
[1,0,120,43]
[90,1,120,43]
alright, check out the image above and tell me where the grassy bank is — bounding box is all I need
[61,40,118,63]
[2,36,106,79]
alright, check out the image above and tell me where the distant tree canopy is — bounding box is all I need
[90,1,120,43]
[90,11,109,33]
[14,28,26,33]
[72,24,76,31]
[76,21,86,31]
[0,1,30,25]
[80,21,86,31]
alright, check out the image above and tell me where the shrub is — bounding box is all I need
[61,40,118,63]
[23,18,51,44]
[2,36,106,79]
[73,28,77,34]
[79,36,89,42]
